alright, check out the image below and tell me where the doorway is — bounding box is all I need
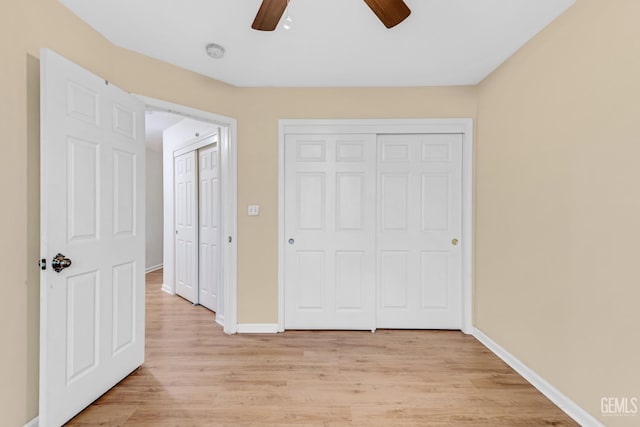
[137,95,238,334]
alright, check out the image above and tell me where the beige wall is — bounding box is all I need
[233,87,477,322]
[0,1,476,424]
[475,0,640,425]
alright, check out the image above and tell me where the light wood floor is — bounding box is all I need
[67,270,576,426]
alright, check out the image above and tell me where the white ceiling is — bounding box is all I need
[59,0,574,87]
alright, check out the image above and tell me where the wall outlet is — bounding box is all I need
[247,205,260,216]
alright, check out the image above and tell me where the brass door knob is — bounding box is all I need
[451,238,459,246]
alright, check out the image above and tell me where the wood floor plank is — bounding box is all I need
[66,269,577,426]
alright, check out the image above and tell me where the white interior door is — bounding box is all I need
[40,49,145,427]
[284,134,376,329]
[174,150,198,303]
[376,134,462,329]
[198,142,220,312]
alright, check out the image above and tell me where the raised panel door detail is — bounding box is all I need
[336,173,364,231]
[176,157,185,175]
[297,174,325,231]
[68,137,99,243]
[421,143,451,162]
[381,174,408,231]
[112,262,135,355]
[200,151,209,171]
[66,271,99,384]
[380,251,409,309]
[186,181,195,227]
[335,251,364,311]
[113,150,136,238]
[296,251,325,310]
[297,141,326,162]
[66,81,99,125]
[336,143,364,162]
[176,182,185,225]
[381,143,409,162]
[199,150,219,229]
[200,178,211,227]
[112,104,136,140]
[199,242,218,305]
[176,239,196,295]
[421,174,450,231]
[420,252,449,309]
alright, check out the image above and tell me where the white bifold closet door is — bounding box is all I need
[284,133,462,330]
[284,134,377,330]
[198,144,220,312]
[175,151,198,303]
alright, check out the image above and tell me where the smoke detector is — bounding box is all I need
[205,43,225,59]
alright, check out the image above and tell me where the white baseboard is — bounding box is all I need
[24,416,38,427]
[237,323,279,334]
[216,314,225,328]
[472,328,604,427]
[145,264,163,273]
[161,283,175,295]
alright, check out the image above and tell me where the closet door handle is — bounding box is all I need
[288,238,295,245]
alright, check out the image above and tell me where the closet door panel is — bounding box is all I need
[284,134,376,330]
[376,134,462,329]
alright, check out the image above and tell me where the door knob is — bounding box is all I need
[451,238,459,246]
[288,238,295,245]
[52,253,72,273]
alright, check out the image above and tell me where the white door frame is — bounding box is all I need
[135,95,238,334]
[277,119,474,334]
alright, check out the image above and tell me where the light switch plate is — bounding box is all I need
[247,205,260,216]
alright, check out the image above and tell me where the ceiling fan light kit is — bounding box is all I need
[283,14,293,30]
[251,0,411,31]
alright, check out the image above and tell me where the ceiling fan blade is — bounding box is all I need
[363,0,411,28]
[252,0,288,31]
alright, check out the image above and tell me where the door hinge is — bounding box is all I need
[38,258,46,270]
[228,236,232,243]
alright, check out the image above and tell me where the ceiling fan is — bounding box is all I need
[251,0,411,31]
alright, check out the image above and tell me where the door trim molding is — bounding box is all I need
[173,133,217,158]
[135,95,238,334]
[277,119,474,334]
